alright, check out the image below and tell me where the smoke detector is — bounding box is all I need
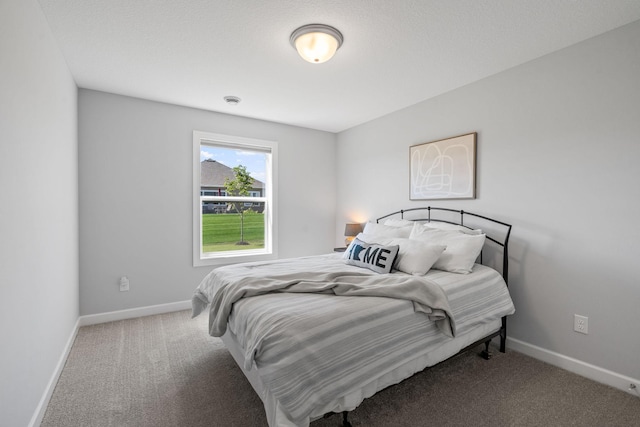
[223,96,241,105]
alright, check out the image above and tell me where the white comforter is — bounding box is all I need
[192,254,514,426]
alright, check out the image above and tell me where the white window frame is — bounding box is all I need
[193,131,278,267]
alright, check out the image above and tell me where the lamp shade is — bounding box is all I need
[290,24,343,64]
[344,223,363,246]
[344,223,363,237]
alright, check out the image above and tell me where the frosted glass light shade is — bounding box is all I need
[290,24,343,64]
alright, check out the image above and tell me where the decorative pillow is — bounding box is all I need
[410,224,485,274]
[362,221,412,238]
[343,237,399,274]
[422,221,483,235]
[383,218,415,228]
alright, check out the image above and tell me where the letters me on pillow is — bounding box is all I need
[410,223,486,274]
[343,237,399,274]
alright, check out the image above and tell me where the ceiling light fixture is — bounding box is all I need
[290,24,343,64]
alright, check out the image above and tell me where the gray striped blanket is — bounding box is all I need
[192,254,514,426]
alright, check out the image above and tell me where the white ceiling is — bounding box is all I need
[38,0,640,133]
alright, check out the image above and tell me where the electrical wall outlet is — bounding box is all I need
[574,314,588,334]
[119,276,130,292]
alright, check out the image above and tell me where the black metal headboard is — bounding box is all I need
[376,207,512,285]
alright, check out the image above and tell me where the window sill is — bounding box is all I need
[194,250,277,267]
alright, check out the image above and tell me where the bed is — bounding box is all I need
[192,207,515,427]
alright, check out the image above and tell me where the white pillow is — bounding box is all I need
[353,232,384,244]
[383,218,415,228]
[422,221,483,235]
[409,224,485,274]
[362,222,412,238]
[386,238,446,275]
[343,237,399,274]
[356,233,445,275]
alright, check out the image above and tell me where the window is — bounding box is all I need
[193,131,278,266]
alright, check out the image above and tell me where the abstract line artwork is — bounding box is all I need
[410,133,476,200]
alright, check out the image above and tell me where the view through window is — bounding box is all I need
[193,132,276,266]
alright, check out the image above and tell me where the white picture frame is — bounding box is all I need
[410,132,477,200]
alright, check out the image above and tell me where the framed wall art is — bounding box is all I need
[409,132,477,200]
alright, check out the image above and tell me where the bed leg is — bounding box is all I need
[480,339,492,360]
[500,317,507,353]
[342,411,352,427]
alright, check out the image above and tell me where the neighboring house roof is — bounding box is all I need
[200,159,264,189]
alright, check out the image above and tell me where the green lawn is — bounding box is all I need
[202,212,265,252]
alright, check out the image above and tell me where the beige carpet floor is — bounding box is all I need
[41,310,640,426]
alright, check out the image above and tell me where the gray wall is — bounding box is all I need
[0,1,79,426]
[336,21,640,380]
[79,90,337,315]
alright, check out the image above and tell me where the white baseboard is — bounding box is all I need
[29,317,80,427]
[508,338,640,397]
[78,300,192,327]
